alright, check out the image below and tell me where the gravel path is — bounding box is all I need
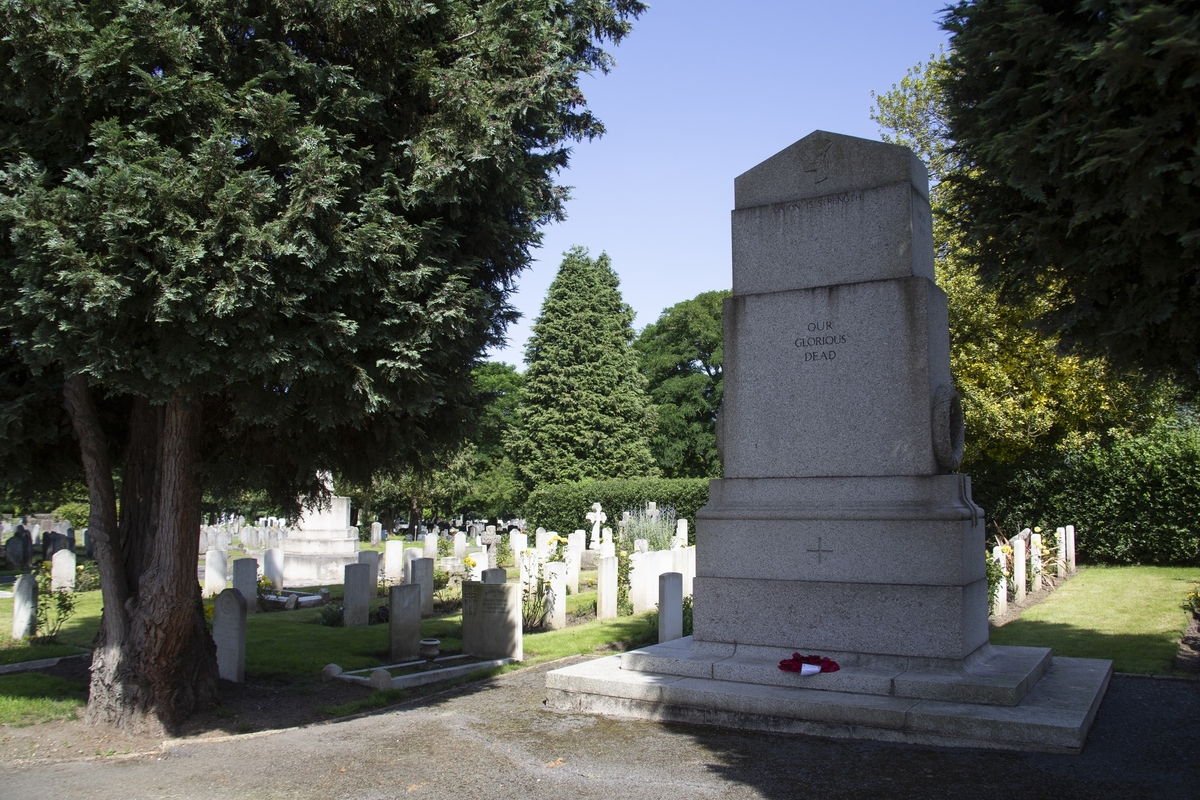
[1,656,1197,799]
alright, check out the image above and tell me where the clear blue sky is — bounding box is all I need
[487,1,952,367]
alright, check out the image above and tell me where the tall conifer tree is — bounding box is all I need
[0,0,644,733]
[512,247,656,486]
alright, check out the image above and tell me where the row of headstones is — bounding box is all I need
[1,517,68,539]
[198,527,234,552]
[204,555,453,683]
[164,555,690,686]
[236,526,285,551]
[8,549,79,639]
[3,525,84,569]
[991,525,1078,616]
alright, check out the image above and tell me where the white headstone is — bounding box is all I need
[357,550,381,592]
[672,546,696,598]
[535,528,553,558]
[213,588,248,682]
[509,531,528,557]
[659,572,684,643]
[51,548,76,592]
[1029,533,1043,591]
[563,545,581,594]
[11,574,36,639]
[544,562,567,630]
[402,546,421,584]
[991,545,1008,616]
[389,583,422,662]
[410,557,435,615]
[422,533,438,560]
[1055,527,1067,579]
[586,503,607,550]
[204,549,228,598]
[568,530,586,554]
[233,557,259,614]
[1013,536,1027,603]
[518,549,540,596]
[385,540,406,584]
[343,562,371,627]
[1066,524,1077,572]
[265,547,285,588]
[674,519,689,548]
[370,521,383,545]
[597,556,618,620]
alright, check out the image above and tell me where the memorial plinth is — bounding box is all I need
[279,495,360,586]
[546,131,1111,752]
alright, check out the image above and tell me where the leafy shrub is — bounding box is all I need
[318,605,344,627]
[681,594,693,636]
[437,536,452,557]
[1184,583,1200,616]
[74,561,100,592]
[496,537,513,568]
[975,420,1200,566]
[616,548,632,616]
[526,478,708,539]
[33,563,76,642]
[986,550,1005,614]
[432,568,461,611]
[51,502,89,529]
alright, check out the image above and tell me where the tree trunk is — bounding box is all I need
[408,497,422,541]
[64,381,218,735]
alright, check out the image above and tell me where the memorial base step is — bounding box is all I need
[546,639,1111,753]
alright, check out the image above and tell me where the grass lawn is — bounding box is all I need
[0,672,88,725]
[990,565,1199,674]
[0,588,103,665]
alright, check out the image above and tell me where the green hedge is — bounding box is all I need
[525,478,710,543]
[974,420,1200,566]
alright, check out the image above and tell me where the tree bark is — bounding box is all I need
[64,381,218,735]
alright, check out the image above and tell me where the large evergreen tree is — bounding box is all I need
[0,0,643,733]
[942,0,1200,384]
[511,247,656,486]
[872,52,1171,470]
[634,290,727,478]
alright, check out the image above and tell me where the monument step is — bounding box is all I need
[619,638,1052,706]
[546,652,1111,754]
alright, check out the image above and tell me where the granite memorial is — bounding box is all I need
[546,131,1112,753]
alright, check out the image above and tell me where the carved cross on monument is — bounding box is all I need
[806,537,834,564]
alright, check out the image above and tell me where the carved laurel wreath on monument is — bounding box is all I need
[931,384,965,471]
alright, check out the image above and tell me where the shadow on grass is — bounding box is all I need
[0,672,88,725]
[989,619,1183,674]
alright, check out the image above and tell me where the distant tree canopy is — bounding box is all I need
[634,290,727,478]
[461,362,526,519]
[0,0,644,733]
[510,247,657,487]
[942,0,1200,384]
